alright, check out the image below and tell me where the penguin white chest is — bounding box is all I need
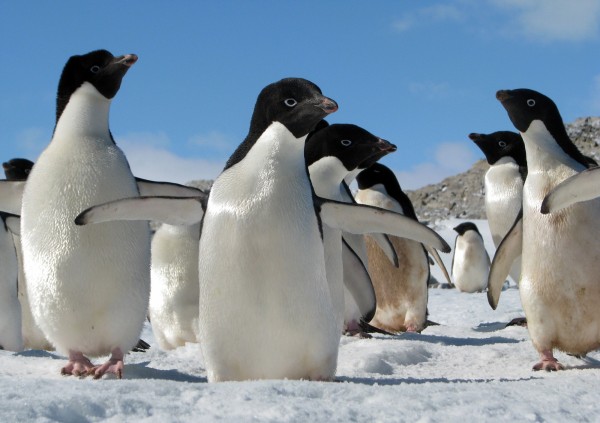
[452,232,489,293]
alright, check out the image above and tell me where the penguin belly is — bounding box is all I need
[21,140,150,357]
[452,232,489,293]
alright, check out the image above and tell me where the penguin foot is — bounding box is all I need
[533,350,564,371]
[344,320,373,338]
[92,348,124,379]
[61,351,96,377]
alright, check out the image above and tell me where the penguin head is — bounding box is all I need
[453,222,480,236]
[2,158,34,181]
[305,123,396,171]
[469,131,526,167]
[496,89,561,134]
[251,78,338,139]
[56,49,137,122]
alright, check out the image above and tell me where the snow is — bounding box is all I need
[2,219,600,422]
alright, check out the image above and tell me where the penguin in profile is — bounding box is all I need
[491,88,600,370]
[469,131,526,285]
[2,158,53,350]
[74,78,450,382]
[305,122,397,336]
[355,163,445,332]
[0,50,200,378]
[0,212,22,352]
[451,222,490,293]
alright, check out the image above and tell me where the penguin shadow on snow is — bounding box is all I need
[121,361,206,382]
[336,375,541,386]
[388,331,520,347]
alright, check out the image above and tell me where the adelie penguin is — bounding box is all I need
[76,78,450,382]
[491,88,600,371]
[0,212,22,352]
[0,50,200,377]
[305,122,397,337]
[451,222,490,293]
[355,163,451,332]
[469,131,526,286]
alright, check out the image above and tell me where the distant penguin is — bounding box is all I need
[150,220,202,350]
[451,222,490,293]
[305,122,397,335]
[0,212,23,352]
[491,88,600,371]
[355,163,430,332]
[470,131,526,286]
[18,50,150,378]
[2,158,53,350]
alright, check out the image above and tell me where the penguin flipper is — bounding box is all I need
[341,238,376,322]
[135,177,208,197]
[2,213,20,236]
[425,245,453,286]
[316,197,451,253]
[75,196,205,226]
[488,212,523,310]
[541,167,600,214]
[0,180,26,215]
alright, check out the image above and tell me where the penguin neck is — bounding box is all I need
[53,82,112,142]
[522,120,585,173]
[308,157,350,200]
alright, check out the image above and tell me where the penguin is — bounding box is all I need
[0,212,23,352]
[451,222,490,293]
[74,78,450,382]
[149,217,203,350]
[492,88,600,371]
[305,122,397,336]
[541,166,600,213]
[355,163,433,332]
[469,131,526,286]
[6,49,197,378]
[2,158,53,350]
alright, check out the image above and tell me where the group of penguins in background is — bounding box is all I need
[1,49,600,381]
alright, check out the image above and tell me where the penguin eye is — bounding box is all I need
[498,141,507,148]
[284,98,297,108]
[527,99,536,107]
[90,65,101,74]
[340,139,352,147]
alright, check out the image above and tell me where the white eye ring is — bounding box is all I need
[284,98,297,107]
[341,139,352,147]
[527,99,535,107]
[90,65,101,73]
[498,141,507,148]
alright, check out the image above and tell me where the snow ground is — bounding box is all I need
[1,219,599,422]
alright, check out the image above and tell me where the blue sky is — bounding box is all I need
[1,1,600,189]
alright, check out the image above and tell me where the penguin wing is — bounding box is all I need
[425,245,453,286]
[316,197,451,253]
[0,180,26,215]
[488,213,523,310]
[541,167,600,214]
[135,177,208,197]
[75,196,205,226]
[0,212,20,236]
[341,238,376,322]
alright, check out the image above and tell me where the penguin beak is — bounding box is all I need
[468,133,482,141]
[377,139,397,153]
[316,97,338,114]
[496,90,511,102]
[115,54,138,68]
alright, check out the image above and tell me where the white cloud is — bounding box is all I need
[392,4,465,32]
[188,130,235,153]
[394,142,477,190]
[491,0,600,41]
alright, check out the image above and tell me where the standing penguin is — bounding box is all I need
[451,222,490,293]
[355,163,431,332]
[12,50,147,378]
[469,131,526,285]
[492,88,600,370]
[0,212,22,352]
[305,123,397,335]
[2,158,53,350]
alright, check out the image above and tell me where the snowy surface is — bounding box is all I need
[2,219,600,422]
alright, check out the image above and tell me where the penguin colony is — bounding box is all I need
[0,48,598,379]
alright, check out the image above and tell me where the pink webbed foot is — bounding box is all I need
[343,320,372,339]
[61,351,96,377]
[92,348,124,379]
[533,350,564,371]
[405,324,419,333]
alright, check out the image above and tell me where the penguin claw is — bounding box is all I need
[93,348,124,379]
[532,350,564,371]
[61,352,96,377]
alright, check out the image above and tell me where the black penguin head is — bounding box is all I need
[2,158,34,180]
[453,222,480,236]
[469,131,526,167]
[304,123,396,170]
[250,78,338,139]
[56,49,137,122]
